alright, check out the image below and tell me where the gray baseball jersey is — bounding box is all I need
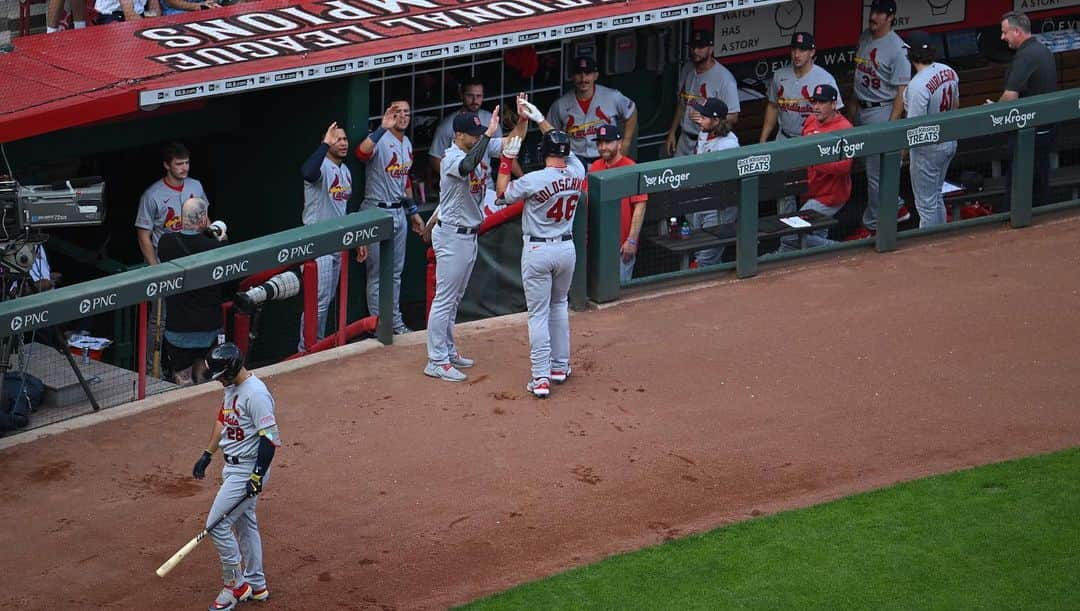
[217,375,278,458]
[503,155,586,239]
[678,61,740,137]
[904,62,959,118]
[431,109,496,190]
[854,30,911,104]
[363,134,412,203]
[767,64,844,138]
[135,178,208,247]
[546,85,636,158]
[437,138,504,228]
[302,158,351,225]
[696,131,740,154]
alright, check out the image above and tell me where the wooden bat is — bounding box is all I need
[151,298,164,379]
[156,496,248,577]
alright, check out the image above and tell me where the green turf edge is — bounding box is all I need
[459,447,1080,611]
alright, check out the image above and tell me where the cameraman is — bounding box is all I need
[156,197,230,384]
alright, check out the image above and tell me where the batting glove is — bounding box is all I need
[192,450,212,479]
[519,100,544,123]
[246,472,263,497]
[502,136,523,160]
[400,197,419,216]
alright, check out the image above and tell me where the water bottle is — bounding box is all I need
[668,217,679,240]
[680,220,691,240]
[74,329,90,364]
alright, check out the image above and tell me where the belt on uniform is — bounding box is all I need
[528,234,573,243]
[375,201,402,209]
[859,100,887,109]
[780,129,800,139]
[222,453,251,465]
[437,220,478,235]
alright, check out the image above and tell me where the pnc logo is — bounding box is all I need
[212,261,250,281]
[277,242,315,263]
[79,293,118,314]
[10,310,49,332]
[642,168,692,190]
[737,154,772,177]
[146,276,184,298]
[342,226,380,247]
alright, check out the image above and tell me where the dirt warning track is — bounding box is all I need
[2,215,1079,610]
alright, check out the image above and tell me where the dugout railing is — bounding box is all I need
[0,208,394,428]
[584,89,1080,303]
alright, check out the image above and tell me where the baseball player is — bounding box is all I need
[298,122,363,351]
[496,96,584,398]
[848,0,911,239]
[356,102,425,336]
[666,29,740,158]
[191,343,281,611]
[759,32,844,215]
[779,84,855,252]
[687,97,740,267]
[583,124,648,283]
[546,56,637,166]
[136,141,209,266]
[424,107,504,382]
[904,30,959,228]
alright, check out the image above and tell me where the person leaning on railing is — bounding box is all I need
[92,0,162,23]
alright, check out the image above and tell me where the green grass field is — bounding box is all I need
[462,448,1080,610]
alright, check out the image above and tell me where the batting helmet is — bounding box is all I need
[205,343,244,382]
[538,130,571,158]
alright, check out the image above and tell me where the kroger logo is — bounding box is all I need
[907,125,941,146]
[990,108,1037,129]
[642,168,691,190]
[817,137,865,159]
[737,154,771,177]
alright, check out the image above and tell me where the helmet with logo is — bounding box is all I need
[205,342,244,382]
[538,130,571,158]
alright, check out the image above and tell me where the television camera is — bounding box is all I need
[0,175,105,275]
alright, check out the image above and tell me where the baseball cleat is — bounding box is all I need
[424,362,467,382]
[250,587,270,602]
[527,377,550,398]
[550,366,571,384]
[897,203,912,223]
[209,582,251,611]
[450,353,475,368]
[393,324,414,335]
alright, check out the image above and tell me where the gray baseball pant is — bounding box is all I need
[426,223,477,365]
[857,105,902,231]
[207,462,268,590]
[521,239,575,380]
[362,200,407,331]
[909,141,957,228]
[297,253,339,351]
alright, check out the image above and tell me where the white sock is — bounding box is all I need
[47,26,59,33]
[73,20,86,28]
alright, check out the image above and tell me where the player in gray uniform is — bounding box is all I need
[903,31,959,228]
[430,77,493,177]
[356,102,425,335]
[191,343,281,611]
[759,32,843,215]
[298,122,361,351]
[546,56,637,166]
[135,141,209,265]
[666,29,740,158]
[687,97,740,267]
[849,0,911,238]
[498,96,584,398]
[424,107,504,382]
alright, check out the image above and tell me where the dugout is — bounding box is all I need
[3,0,1080,365]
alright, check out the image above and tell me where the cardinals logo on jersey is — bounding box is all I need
[776,83,813,115]
[596,107,612,124]
[469,161,487,194]
[328,173,350,201]
[163,206,181,232]
[869,48,880,71]
[679,82,710,105]
[384,151,412,180]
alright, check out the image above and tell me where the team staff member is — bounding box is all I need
[424,107,504,382]
[759,32,843,215]
[666,29,740,158]
[298,122,364,351]
[498,96,584,398]
[546,56,637,167]
[904,31,959,228]
[583,125,648,283]
[780,85,855,252]
[993,11,1057,211]
[687,97,740,267]
[848,0,911,240]
[356,102,425,336]
[192,343,281,610]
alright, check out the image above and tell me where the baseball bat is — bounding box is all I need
[155,495,249,577]
[151,298,163,379]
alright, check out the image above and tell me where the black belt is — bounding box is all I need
[223,454,250,465]
[375,201,402,209]
[437,220,478,235]
[528,234,573,243]
[859,100,887,109]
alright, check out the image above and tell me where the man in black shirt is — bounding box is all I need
[996,11,1058,211]
[157,197,231,384]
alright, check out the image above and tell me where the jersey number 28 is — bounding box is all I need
[225,426,246,441]
[545,195,579,223]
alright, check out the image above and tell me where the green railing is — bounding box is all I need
[586,88,1080,303]
[0,208,395,344]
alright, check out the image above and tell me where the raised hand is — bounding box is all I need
[502,136,522,160]
[322,121,340,146]
[518,96,544,123]
[485,105,501,137]
[381,104,401,130]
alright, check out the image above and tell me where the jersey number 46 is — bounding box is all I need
[545,195,579,223]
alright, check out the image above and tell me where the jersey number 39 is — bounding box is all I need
[545,195,579,223]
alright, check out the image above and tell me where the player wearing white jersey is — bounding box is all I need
[686,97,740,267]
[848,0,912,238]
[356,102,425,335]
[424,108,504,382]
[903,31,959,228]
[497,95,584,398]
[298,122,361,351]
[546,56,637,165]
[666,29,741,158]
[191,344,281,611]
